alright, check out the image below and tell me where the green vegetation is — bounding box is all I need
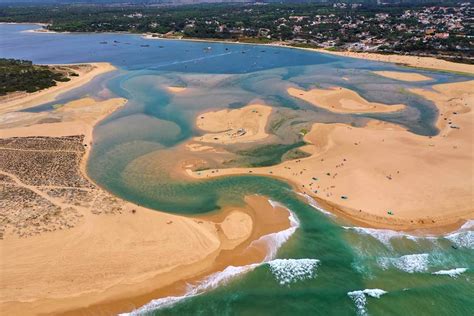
[0,59,71,96]
[235,141,307,167]
[0,3,471,61]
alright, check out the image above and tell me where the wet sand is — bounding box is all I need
[288,86,406,114]
[188,80,474,232]
[0,62,116,115]
[0,94,291,314]
[372,71,432,82]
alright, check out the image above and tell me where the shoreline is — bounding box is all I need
[0,69,293,314]
[186,79,473,234]
[0,62,117,115]
[142,33,474,75]
[14,23,474,76]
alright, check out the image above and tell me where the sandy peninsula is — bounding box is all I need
[0,62,116,115]
[188,80,474,232]
[193,103,273,144]
[0,89,291,313]
[372,71,432,82]
[288,86,406,114]
[313,49,474,75]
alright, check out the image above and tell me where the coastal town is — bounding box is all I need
[0,1,473,315]
[0,2,472,62]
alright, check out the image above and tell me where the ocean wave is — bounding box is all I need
[377,253,429,273]
[122,200,301,315]
[251,201,300,260]
[343,219,473,248]
[297,192,335,217]
[121,264,259,315]
[445,231,473,249]
[432,268,468,278]
[347,289,387,316]
[267,258,320,285]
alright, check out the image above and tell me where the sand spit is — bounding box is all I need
[0,94,292,314]
[313,49,474,75]
[188,80,474,231]
[372,71,432,82]
[167,86,187,93]
[194,103,272,144]
[0,62,116,115]
[288,86,406,114]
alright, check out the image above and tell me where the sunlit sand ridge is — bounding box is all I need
[372,71,432,82]
[0,90,291,314]
[287,86,406,114]
[189,80,474,231]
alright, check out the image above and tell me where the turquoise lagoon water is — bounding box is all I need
[1,24,473,316]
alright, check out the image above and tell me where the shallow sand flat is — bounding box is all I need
[0,95,292,314]
[0,62,116,115]
[167,86,187,93]
[194,103,272,144]
[188,80,474,231]
[373,71,432,82]
[288,86,406,114]
[313,49,474,75]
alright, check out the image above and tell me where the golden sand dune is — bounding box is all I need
[0,95,291,314]
[288,86,406,114]
[194,103,272,144]
[373,71,432,82]
[189,81,474,231]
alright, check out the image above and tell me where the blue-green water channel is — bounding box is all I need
[1,24,472,316]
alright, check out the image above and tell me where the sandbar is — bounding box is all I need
[0,62,116,115]
[0,94,291,314]
[288,86,406,114]
[188,80,474,232]
[373,71,432,82]
[167,86,187,93]
[194,103,272,144]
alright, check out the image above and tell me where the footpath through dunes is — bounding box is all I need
[287,86,406,114]
[0,97,292,315]
[187,80,474,232]
[0,62,116,115]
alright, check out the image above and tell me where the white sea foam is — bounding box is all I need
[342,226,425,248]
[251,201,300,260]
[445,231,473,249]
[377,253,429,273]
[120,264,259,315]
[347,289,387,316]
[297,192,334,217]
[267,258,320,285]
[123,200,301,315]
[432,268,468,278]
[344,219,473,248]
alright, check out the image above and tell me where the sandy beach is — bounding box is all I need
[0,86,291,314]
[193,103,273,144]
[313,49,474,75]
[372,71,432,82]
[187,80,474,232]
[0,62,116,115]
[288,86,406,114]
